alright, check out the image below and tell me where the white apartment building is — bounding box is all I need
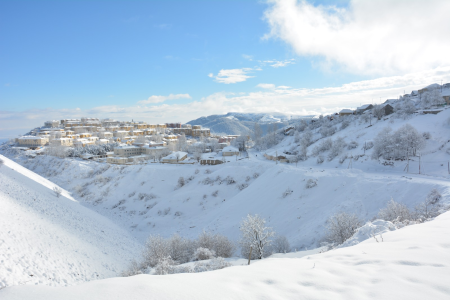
[16,136,49,148]
[51,138,73,147]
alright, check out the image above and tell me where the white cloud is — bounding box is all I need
[263,59,295,68]
[3,66,450,139]
[210,68,255,84]
[137,93,191,105]
[208,73,214,78]
[263,0,450,75]
[257,83,276,89]
[242,54,253,61]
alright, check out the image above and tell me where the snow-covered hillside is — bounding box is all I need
[0,155,142,288]
[187,112,304,135]
[2,210,450,300]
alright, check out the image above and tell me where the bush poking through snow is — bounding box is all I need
[0,157,4,168]
[414,189,443,220]
[193,247,216,261]
[316,155,324,164]
[177,177,185,188]
[253,172,260,179]
[240,214,275,259]
[197,231,235,258]
[306,178,318,189]
[378,199,412,222]
[237,183,248,191]
[270,235,290,253]
[53,186,62,198]
[422,132,432,140]
[347,141,358,150]
[325,212,362,246]
[282,187,293,198]
[225,176,236,185]
[193,257,231,273]
[121,260,142,277]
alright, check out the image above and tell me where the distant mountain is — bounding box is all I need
[187,112,309,136]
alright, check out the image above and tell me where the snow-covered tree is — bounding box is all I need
[373,104,385,120]
[378,198,412,222]
[414,189,443,220]
[193,247,216,261]
[270,235,290,253]
[325,212,362,245]
[239,214,275,259]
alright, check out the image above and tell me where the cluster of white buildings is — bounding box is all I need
[14,117,242,165]
[15,118,211,149]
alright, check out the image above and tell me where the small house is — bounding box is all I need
[222,146,239,156]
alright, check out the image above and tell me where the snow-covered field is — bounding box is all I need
[1,100,450,298]
[2,210,450,300]
[0,155,142,288]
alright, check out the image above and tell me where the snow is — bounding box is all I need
[0,155,142,288]
[1,92,450,297]
[222,145,239,153]
[2,211,450,300]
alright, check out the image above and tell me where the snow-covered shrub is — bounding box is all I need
[270,235,290,253]
[177,177,185,188]
[202,177,213,185]
[142,235,171,268]
[121,260,142,277]
[378,199,412,222]
[422,131,431,140]
[212,190,219,197]
[328,137,346,161]
[195,169,200,174]
[253,172,260,179]
[339,154,348,164]
[193,247,216,261]
[325,212,362,246]
[320,124,337,137]
[420,87,444,108]
[225,176,236,185]
[0,157,4,167]
[297,145,308,161]
[154,256,177,275]
[340,119,350,130]
[316,155,324,164]
[414,189,443,220]
[306,178,317,189]
[373,104,385,120]
[347,141,358,150]
[312,138,333,156]
[193,257,232,273]
[163,207,171,215]
[174,211,182,217]
[372,124,425,160]
[237,183,248,191]
[282,187,293,198]
[363,141,374,151]
[204,169,212,174]
[197,231,235,258]
[240,214,275,259]
[245,175,251,182]
[53,186,62,198]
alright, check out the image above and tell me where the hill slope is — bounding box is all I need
[0,155,142,288]
[2,210,450,300]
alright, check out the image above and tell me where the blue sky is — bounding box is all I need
[1,0,450,139]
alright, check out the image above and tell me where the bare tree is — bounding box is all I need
[325,212,362,245]
[270,235,290,253]
[239,214,275,259]
[378,198,412,222]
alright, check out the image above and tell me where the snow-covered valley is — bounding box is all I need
[1,103,450,299]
